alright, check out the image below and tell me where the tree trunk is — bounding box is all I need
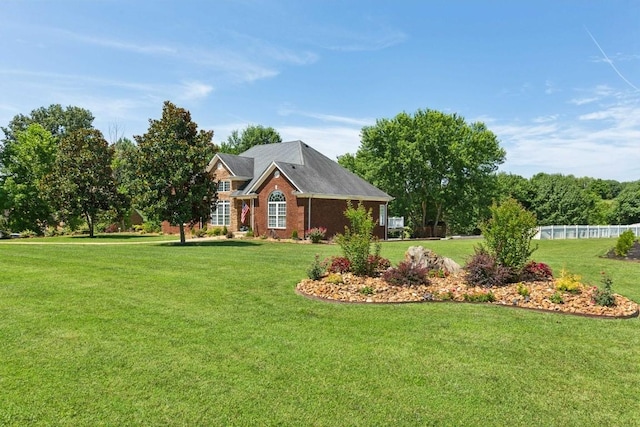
[85,212,95,238]
[179,223,186,244]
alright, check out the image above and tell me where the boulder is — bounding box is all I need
[404,246,463,274]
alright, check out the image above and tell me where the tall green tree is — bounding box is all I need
[45,128,120,237]
[1,104,94,151]
[1,104,95,232]
[610,180,640,224]
[339,109,505,235]
[134,101,218,244]
[0,124,56,233]
[496,172,534,209]
[529,173,598,225]
[219,124,282,154]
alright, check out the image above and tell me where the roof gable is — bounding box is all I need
[207,153,254,179]
[208,141,392,201]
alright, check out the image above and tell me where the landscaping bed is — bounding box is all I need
[296,272,639,318]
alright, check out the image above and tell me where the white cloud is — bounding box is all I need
[178,81,214,101]
[532,114,559,123]
[494,94,640,180]
[307,17,408,52]
[278,106,374,127]
[569,96,600,106]
[545,80,559,95]
[58,29,178,55]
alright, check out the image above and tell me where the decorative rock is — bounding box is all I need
[405,246,463,274]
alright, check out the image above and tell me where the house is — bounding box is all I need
[205,140,393,239]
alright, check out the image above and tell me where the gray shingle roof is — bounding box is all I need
[220,140,391,201]
[216,153,254,178]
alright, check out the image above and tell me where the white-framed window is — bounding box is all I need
[268,190,286,228]
[211,200,230,226]
[217,180,230,192]
[379,204,386,226]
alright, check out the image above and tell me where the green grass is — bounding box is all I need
[0,237,639,426]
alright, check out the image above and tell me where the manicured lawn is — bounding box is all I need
[0,237,638,426]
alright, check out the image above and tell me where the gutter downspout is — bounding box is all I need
[251,198,255,232]
[307,196,312,236]
[385,201,389,241]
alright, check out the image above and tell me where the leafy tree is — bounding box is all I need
[610,180,640,224]
[93,137,138,231]
[1,104,94,150]
[579,177,623,200]
[219,124,282,154]
[0,124,56,233]
[529,173,598,225]
[496,172,534,208]
[339,109,505,235]
[45,128,120,237]
[134,101,218,244]
[1,105,95,232]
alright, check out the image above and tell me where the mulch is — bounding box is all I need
[296,272,639,319]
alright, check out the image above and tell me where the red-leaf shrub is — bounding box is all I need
[366,255,391,277]
[382,261,429,286]
[326,256,351,274]
[465,249,513,288]
[519,261,553,282]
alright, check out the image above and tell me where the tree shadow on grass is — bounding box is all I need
[159,240,260,248]
[70,233,164,240]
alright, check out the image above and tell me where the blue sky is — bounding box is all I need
[1,0,638,181]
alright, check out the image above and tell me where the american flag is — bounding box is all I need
[241,202,249,224]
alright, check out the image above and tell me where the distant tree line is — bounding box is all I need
[1,104,637,240]
[496,172,640,227]
[0,103,283,242]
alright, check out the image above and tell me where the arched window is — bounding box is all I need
[268,190,286,228]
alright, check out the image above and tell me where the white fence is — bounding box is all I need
[534,224,640,240]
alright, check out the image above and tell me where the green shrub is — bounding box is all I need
[44,226,60,237]
[550,291,564,304]
[141,221,161,234]
[480,198,537,272]
[438,290,455,301]
[592,273,616,307]
[464,248,514,288]
[615,230,636,257]
[307,254,325,280]
[463,291,496,303]
[21,229,37,238]
[334,202,378,276]
[382,261,429,286]
[291,230,299,240]
[245,229,254,238]
[360,286,374,296]
[222,226,228,236]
